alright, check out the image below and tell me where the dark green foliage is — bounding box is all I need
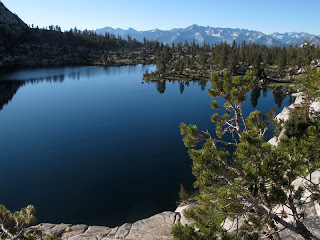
[156,58,167,74]
[99,52,109,65]
[175,69,320,239]
[284,108,311,138]
[277,47,287,74]
[253,54,264,80]
[250,87,261,108]
[179,123,201,148]
[303,66,320,99]
[155,81,166,94]
[143,39,319,83]
[0,22,144,67]
[172,222,204,240]
[0,205,37,239]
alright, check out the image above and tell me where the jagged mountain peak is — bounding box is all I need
[95,24,320,47]
[95,25,283,46]
[269,32,311,45]
[189,24,201,29]
[299,35,320,46]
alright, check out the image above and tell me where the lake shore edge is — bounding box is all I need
[28,91,320,240]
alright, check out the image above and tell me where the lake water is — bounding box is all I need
[0,65,292,227]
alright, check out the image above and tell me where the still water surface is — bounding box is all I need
[0,65,291,226]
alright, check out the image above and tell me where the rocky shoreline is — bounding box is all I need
[30,211,180,240]
[27,203,194,240]
[28,92,320,240]
[29,196,320,240]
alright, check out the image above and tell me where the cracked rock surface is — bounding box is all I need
[30,211,181,240]
[279,217,320,240]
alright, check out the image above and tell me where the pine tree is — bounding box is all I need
[140,47,146,60]
[179,183,188,203]
[156,58,166,74]
[0,205,37,240]
[174,69,320,240]
[277,48,287,75]
[253,54,263,80]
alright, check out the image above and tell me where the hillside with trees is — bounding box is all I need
[144,40,320,84]
[0,2,143,68]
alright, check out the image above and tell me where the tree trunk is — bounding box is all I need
[270,212,319,240]
[295,221,319,240]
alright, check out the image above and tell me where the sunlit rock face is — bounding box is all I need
[30,211,181,240]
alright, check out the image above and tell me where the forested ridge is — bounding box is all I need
[0,23,143,67]
[144,40,320,82]
[0,1,143,68]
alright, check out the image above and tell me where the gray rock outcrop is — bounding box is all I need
[174,203,194,226]
[268,91,320,147]
[279,217,320,240]
[30,211,180,240]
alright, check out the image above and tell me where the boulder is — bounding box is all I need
[50,224,71,238]
[267,136,278,146]
[291,92,304,104]
[268,128,286,147]
[275,106,292,122]
[175,203,194,226]
[125,211,180,240]
[310,100,320,112]
[297,68,306,74]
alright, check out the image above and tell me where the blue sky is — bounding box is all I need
[2,0,319,35]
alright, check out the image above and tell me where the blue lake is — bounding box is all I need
[0,65,292,226]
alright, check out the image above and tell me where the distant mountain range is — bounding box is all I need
[1,0,319,49]
[95,25,320,47]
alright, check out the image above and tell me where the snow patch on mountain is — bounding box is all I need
[95,25,318,47]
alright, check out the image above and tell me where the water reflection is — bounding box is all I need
[0,65,292,227]
[179,81,184,94]
[156,81,166,94]
[0,65,158,109]
[146,80,291,109]
[273,86,291,108]
[0,70,292,111]
[250,87,261,108]
[145,79,207,94]
[0,81,24,110]
[0,65,151,82]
